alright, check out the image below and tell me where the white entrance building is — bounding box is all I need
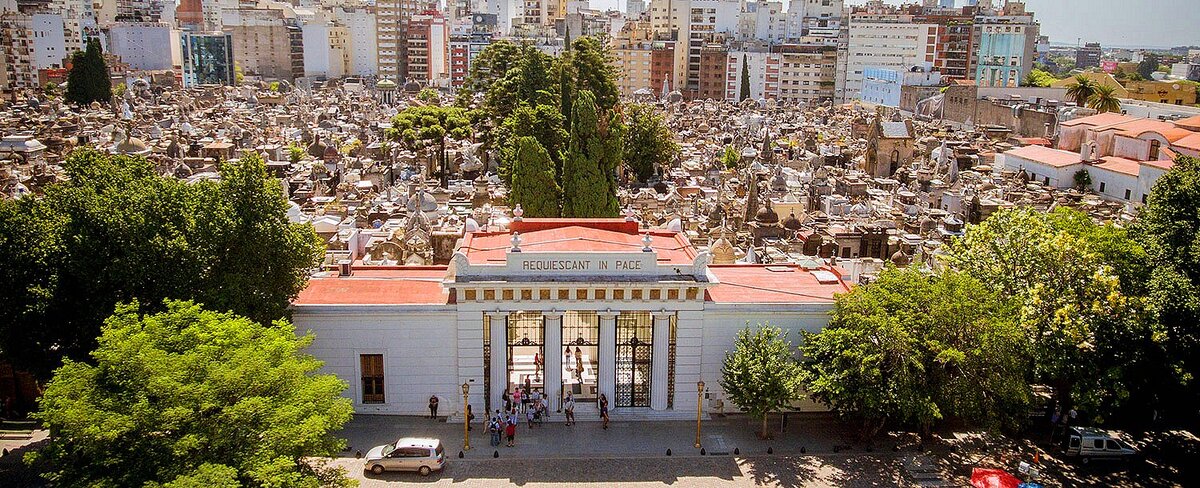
[292,219,849,419]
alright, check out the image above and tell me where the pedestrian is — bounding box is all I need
[526,403,536,427]
[503,389,512,413]
[575,347,584,380]
[428,394,439,419]
[522,384,531,413]
[534,352,542,378]
[505,414,517,447]
[564,392,576,426]
[565,347,573,371]
[489,414,501,447]
[599,393,610,430]
[531,389,542,411]
[512,387,522,413]
[466,404,474,431]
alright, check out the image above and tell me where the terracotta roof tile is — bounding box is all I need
[1005,144,1084,168]
[705,265,850,304]
[1094,156,1141,177]
[294,268,450,306]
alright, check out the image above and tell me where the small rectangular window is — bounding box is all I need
[1099,182,1105,192]
[1124,189,1131,200]
[361,354,385,403]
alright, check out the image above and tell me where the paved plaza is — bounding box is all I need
[334,413,908,487]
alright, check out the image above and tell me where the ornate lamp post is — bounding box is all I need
[695,380,705,449]
[461,382,471,451]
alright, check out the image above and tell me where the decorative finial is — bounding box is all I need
[625,207,636,222]
[510,232,522,252]
[513,204,524,221]
[642,233,653,252]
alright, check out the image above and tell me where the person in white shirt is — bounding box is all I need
[563,393,576,426]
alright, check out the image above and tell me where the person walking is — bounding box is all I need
[534,352,542,379]
[564,392,576,426]
[466,404,474,431]
[575,347,584,381]
[428,395,439,419]
[505,413,518,447]
[599,394,610,430]
[512,387,522,414]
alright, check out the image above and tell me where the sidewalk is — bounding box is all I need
[338,412,870,460]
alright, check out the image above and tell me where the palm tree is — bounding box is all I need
[1088,85,1122,113]
[1065,75,1097,107]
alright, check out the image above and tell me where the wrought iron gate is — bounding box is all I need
[615,312,652,407]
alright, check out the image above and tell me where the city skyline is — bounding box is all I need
[590,0,1199,49]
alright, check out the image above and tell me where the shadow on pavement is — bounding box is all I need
[739,455,900,488]
[362,456,744,485]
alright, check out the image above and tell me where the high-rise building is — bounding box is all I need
[406,10,447,86]
[1,11,36,93]
[30,13,67,70]
[180,30,234,86]
[223,6,305,81]
[777,43,838,105]
[376,0,435,82]
[108,22,173,71]
[845,11,938,101]
[969,0,1038,87]
[1076,42,1101,69]
[341,6,377,77]
[627,0,645,19]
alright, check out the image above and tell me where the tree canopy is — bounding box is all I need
[801,267,1028,437]
[623,103,679,183]
[66,37,112,106]
[1065,75,1098,107]
[0,150,324,379]
[29,300,354,487]
[495,103,568,186]
[509,136,562,217]
[386,105,472,187]
[560,90,623,218]
[721,323,802,439]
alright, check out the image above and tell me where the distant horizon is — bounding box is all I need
[584,0,1199,48]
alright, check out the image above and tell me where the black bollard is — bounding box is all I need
[666,449,672,456]
[767,446,774,454]
[800,446,806,454]
[355,450,362,459]
[700,448,706,455]
[458,450,464,458]
[734,448,740,455]
[493,450,499,458]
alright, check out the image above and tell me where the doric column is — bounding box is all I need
[542,310,563,413]
[597,309,619,408]
[487,311,508,414]
[650,310,673,410]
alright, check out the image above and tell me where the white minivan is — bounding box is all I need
[364,437,446,476]
[1063,427,1137,464]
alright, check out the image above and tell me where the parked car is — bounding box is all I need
[364,437,445,476]
[1063,427,1137,464]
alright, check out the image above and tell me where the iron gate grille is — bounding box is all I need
[615,312,652,407]
[667,315,677,409]
[483,314,491,414]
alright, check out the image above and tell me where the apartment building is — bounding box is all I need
[406,10,447,86]
[777,43,837,105]
[969,1,1037,88]
[377,0,434,82]
[223,6,304,81]
[845,12,937,102]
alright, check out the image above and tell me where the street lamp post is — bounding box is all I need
[695,380,705,449]
[461,382,471,451]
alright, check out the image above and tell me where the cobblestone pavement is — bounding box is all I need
[333,454,905,487]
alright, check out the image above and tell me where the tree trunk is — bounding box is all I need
[760,414,770,440]
[439,137,448,188]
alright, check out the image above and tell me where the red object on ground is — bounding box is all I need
[971,468,1021,488]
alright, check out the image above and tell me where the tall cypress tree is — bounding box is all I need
[509,137,561,218]
[739,55,751,102]
[561,90,621,218]
[559,26,574,129]
[66,37,112,106]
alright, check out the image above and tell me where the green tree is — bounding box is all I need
[1088,84,1122,113]
[1132,155,1200,422]
[1137,53,1160,80]
[721,324,802,439]
[29,300,354,487]
[387,105,473,188]
[417,87,440,104]
[739,55,751,102]
[1065,75,1098,107]
[623,103,679,183]
[66,37,112,106]
[801,267,1028,437]
[287,142,307,164]
[0,150,323,379]
[1073,168,1093,190]
[1023,69,1058,87]
[495,103,568,186]
[721,144,740,169]
[457,40,522,107]
[560,90,623,218]
[509,136,561,217]
[948,207,1155,419]
[570,36,621,113]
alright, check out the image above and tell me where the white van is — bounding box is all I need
[1063,427,1137,464]
[364,437,446,476]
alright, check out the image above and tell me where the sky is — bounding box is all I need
[586,0,1200,49]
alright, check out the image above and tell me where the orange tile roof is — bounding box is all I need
[460,225,697,265]
[705,265,851,304]
[1060,112,1134,128]
[1140,159,1174,171]
[1005,144,1084,168]
[293,267,450,306]
[1093,156,1141,177]
[1175,133,1200,151]
[1113,119,1192,140]
[1174,115,1200,131]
